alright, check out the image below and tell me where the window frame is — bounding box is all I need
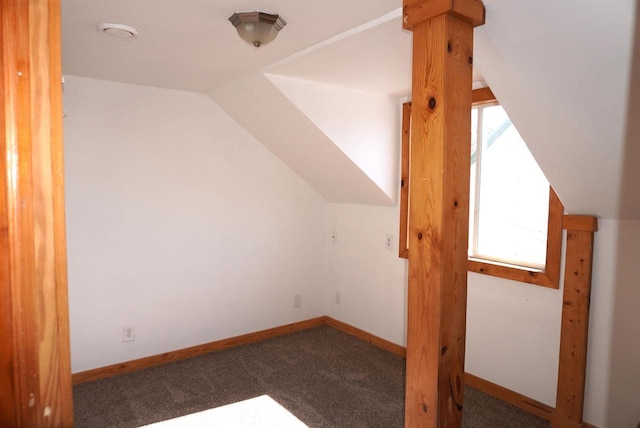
[399,88,563,289]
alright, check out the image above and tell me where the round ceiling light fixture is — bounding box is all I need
[97,23,139,41]
[228,10,286,48]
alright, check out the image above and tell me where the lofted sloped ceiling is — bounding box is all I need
[474,0,639,220]
[208,73,396,205]
[62,0,639,219]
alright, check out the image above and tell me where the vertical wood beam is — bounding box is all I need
[552,216,598,428]
[399,102,411,259]
[0,0,73,426]
[403,1,484,426]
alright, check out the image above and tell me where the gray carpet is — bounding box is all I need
[73,326,550,428]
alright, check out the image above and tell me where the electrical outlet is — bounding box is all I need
[123,325,135,342]
[331,231,338,244]
[385,234,393,250]
[335,292,341,304]
[294,294,302,308]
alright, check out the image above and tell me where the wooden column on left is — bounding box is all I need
[1,0,74,426]
[403,0,484,426]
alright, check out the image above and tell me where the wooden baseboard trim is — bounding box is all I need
[324,317,407,357]
[332,321,600,428]
[72,316,327,385]
[464,372,555,421]
[70,317,599,428]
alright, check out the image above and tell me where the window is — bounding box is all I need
[399,88,563,288]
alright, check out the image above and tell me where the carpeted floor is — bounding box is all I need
[73,326,550,428]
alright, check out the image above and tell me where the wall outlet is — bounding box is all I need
[294,294,302,308]
[385,234,393,250]
[123,325,135,342]
[335,292,341,304]
[331,231,338,244]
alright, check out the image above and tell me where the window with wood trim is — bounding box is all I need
[399,88,563,288]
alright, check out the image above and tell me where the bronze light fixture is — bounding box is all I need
[228,10,287,47]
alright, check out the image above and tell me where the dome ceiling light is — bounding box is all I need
[97,23,139,41]
[228,10,286,48]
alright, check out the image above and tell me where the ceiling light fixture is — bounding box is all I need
[97,23,139,41]
[228,10,286,48]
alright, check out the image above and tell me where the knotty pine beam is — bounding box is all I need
[0,0,74,425]
[403,0,484,426]
[552,216,598,428]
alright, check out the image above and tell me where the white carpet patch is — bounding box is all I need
[139,395,308,427]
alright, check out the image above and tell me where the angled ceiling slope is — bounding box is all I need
[264,74,399,203]
[209,73,395,205]
[475,0,639,220]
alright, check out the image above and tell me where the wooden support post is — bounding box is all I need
[0,0,74,426]
[403,0,484,426]
[551,216,598,428]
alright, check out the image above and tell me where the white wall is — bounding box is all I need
[64,76,327,373]
[466,272,562,406]
[325,203,408,345]
[603,220,640,428]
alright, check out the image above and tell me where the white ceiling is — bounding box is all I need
[62,0,640,219]
[61,0,412,95]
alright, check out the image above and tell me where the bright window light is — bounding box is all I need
[140,394,308,427]
[469,104,550,269]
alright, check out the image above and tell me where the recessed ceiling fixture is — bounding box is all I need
[97,23,139,41]
[228,10,286,48]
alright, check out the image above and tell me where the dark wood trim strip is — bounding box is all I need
[472,87,496,104]
[544,188,564,288]
[563,215,598,232]
[464,372,555,421]
[72,317,327,385]
[398,102,410,259]
[324,317,407,357]
[552,224,596,428]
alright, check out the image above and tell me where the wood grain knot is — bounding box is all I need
[453,200,458,207]
[447,42,452,52]
[401,179,405,187]
[428,97,436,110]
[422,404,428,413]
[441,346,447,355]
[468,56,473,64]
[417,232,423,240]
